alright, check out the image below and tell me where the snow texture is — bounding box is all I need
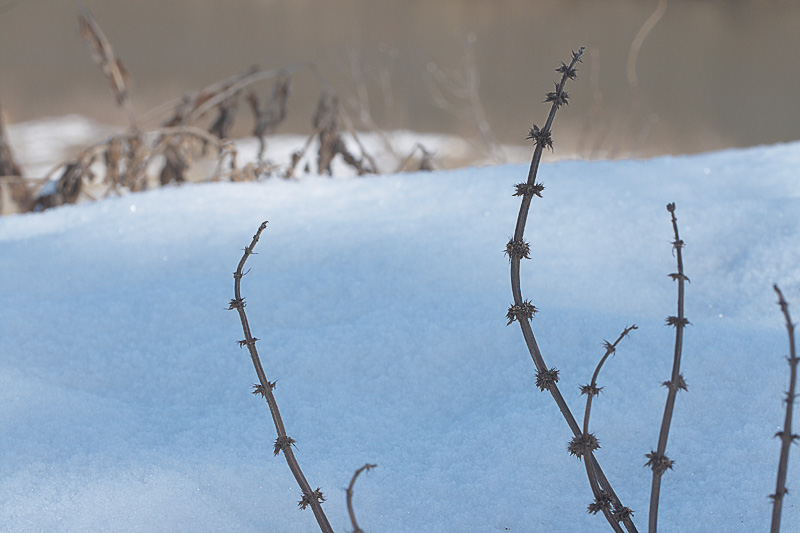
[1,139,799,532]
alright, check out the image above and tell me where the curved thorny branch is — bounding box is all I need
[770,285,798,533]
[347,463,377,533]
[578,325,637,533]
[646,203,689,533]
[230,222,333,533]
[507,47,637,532]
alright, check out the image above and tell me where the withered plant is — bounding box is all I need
[646,202,689,532]
[770,286,798,533]
[5,5,395,213]
[0,103,30,214]
[78,3,136,131]
[229,222,334,533]
[506,46,636,532]
[248,76,291,162]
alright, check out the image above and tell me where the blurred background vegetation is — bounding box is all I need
[1,0,799,159]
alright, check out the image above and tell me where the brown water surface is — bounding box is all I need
[1,0,799,158]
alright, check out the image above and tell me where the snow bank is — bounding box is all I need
[1,141,799,531]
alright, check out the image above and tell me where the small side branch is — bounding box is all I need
[647,203,689,533]
[578,325,637,533]
[231,222,333,533]
[347,463,377,533]
[770,285,798,533]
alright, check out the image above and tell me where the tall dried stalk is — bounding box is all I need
[646,202,689,533]
[229,222,333,533]
[770,285,798,533]
[507,47,636,532]
[577,325,637,533]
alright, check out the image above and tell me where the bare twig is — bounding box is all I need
[507,47,637,532]
[646,202,689,533]
[230,222,333,533]
[770,285,798,533]
[228,222,333,533]
[579,325,637,533]
[347,463,377,533]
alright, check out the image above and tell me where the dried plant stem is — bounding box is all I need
[426,34,504,163]
[231,222,333,533]
[0,103,22,177]
[347,463,377,533]
[770,285,798,533]
[647,203,689,533]
[580,326,637,533]
[627,0,668,99]
[285,128,323,179]
[188,64,306,124]
[508,47,636,533]
[337,107,379,174]
[77,3,137,130]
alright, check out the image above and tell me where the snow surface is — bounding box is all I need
[1,139,800,532]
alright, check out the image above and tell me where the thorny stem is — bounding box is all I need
[583,326,638,437]
[770,285,798,533]
[648,203,688,533]
[232,222,334,533]
[581,326,637,533]
[347,463,377,533]
[509,47,637,533]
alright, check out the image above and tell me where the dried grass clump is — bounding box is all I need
[3,5,445,215]
[0,104,30,214]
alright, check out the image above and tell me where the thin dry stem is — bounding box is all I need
[187,64,305,125]
[77,3,137,130]
[345,47,402,164]
[426,34,504,164]
[509,47,637,533]
[627,0,668,99]
[347,463,377,533]
[770,285,798,533]
[231,222,333,533]
[648,202,688,533]
[580,325,637,533]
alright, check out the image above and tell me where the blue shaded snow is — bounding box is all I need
[1,142,799,531]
